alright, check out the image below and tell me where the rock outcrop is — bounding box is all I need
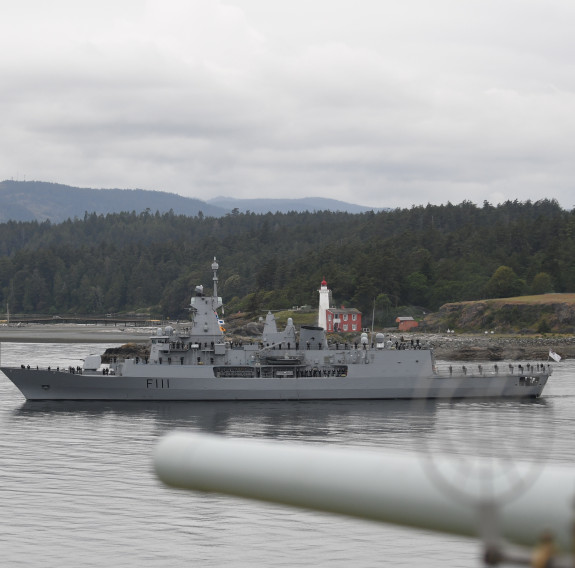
[423,294,575,334]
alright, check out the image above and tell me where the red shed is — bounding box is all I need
[396,316,418,331]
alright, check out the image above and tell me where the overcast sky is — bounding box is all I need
[1,0,574,210]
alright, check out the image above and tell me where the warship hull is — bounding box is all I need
[0,258,551,402]
[1,365,548,401]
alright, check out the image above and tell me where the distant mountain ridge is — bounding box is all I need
[0,180,379,222]
[206,196,380,214]
[0,180,227,222]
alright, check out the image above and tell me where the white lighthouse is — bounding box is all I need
[318,278,331,330]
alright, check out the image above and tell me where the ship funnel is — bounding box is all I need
[299,325,328,350]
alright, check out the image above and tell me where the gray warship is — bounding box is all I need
[1,258,551,401]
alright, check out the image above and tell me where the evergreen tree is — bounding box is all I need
[484,266,526,299]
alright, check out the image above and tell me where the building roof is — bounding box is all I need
[396,316,415,322]
[327,307,362,315]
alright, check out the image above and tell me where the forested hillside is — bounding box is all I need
[0,199,573,323]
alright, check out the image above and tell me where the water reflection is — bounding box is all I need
[2,349,573,568]
[14,398,439,441]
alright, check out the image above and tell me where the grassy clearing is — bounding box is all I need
[272,310,318,327]
[487,293,575,305]
[444,293,575,307]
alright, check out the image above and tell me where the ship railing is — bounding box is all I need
[433,362,552,378]
[20,364,87,374]
[256,342,433,353]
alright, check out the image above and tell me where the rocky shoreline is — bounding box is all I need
[228,319,575,361]
[101,333,572,363]
[421,333,575,361]
[230,323,575,361]
[2,323,573,362]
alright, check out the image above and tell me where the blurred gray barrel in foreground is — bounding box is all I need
[154,432,575,552]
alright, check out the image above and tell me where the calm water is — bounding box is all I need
[1,342,574,567]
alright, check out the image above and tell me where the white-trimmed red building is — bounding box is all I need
[325,307,362,333]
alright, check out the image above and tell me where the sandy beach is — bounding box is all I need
[0,323,151,343]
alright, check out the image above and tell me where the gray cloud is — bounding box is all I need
[1,0,574,209]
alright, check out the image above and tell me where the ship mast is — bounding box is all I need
[212,257,219,300]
